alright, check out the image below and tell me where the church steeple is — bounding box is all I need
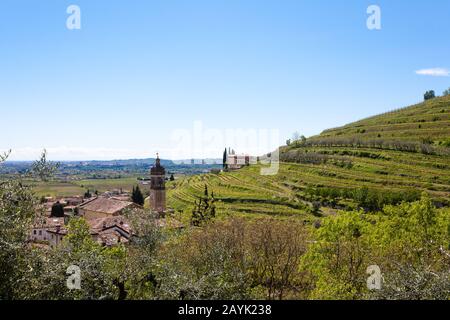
[150,153,166,213]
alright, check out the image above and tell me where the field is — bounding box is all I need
[30,177,143,197]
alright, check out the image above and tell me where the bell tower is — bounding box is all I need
[150,153,166,213]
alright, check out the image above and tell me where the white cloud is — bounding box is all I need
[415,68,449,77]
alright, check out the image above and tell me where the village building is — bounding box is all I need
[87,215,132,246]
[78,197,138,220]
[226,150,252,170]
[149,154,166,213]
[44,215,133,247]
[30,214,133,248]
[30,217,65,248]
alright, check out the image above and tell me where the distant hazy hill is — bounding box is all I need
[0,158,222,176]
[66,158,174,167]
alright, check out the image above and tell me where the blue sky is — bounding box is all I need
[1,0,449,160]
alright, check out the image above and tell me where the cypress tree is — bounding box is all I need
[132,185,144,206]
[51,201,64,217]
[223,148,228,170]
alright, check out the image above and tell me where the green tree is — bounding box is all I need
[301,210,373,299]
[0,174,38,298]
[223,148,228,170]
[155,218,309,300]
[300,135,307,143]
[84,189,92,198]
[424,90,436,100]
[191,191,216,227]
[301,195,450,300]
[121,208,164,299]
[0,150,57,299]
[51,201,65,217]
[132,185,144,206]
[30,149,60,182]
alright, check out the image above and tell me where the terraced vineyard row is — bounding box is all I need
[168,151,449,219]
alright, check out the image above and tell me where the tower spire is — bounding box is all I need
[156,152,160,167]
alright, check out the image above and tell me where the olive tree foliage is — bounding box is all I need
[369,263,450,300]
[30,149,60,181]
[0,150,56,299]
[155,218,252,300]
[0,149,10,163]
[154,218,310,300]
[120,208,165,299]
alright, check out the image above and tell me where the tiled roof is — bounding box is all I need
[79,197,136,215]
[87,215,131,233]
[33,216,65,228]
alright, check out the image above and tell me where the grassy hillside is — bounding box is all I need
[315,95,450,144]
[167,96,450,219]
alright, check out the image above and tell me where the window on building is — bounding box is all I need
[39,230,42,236]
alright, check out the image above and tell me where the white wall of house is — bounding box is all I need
[30,227,50,242]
